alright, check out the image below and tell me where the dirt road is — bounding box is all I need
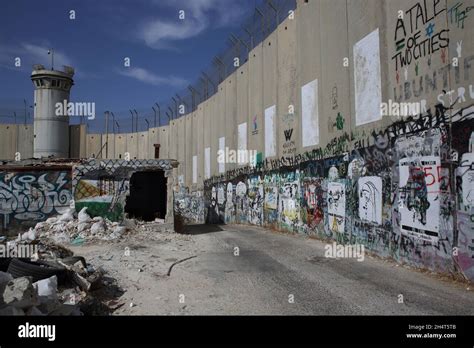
[71,224,474,315]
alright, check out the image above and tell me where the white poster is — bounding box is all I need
[217,186,225,205]
[327,182,346,233]
[399,156,440,242]
[301,79,319,147]
[238,122,247,152]
[264,105,276,158]
[354,28,382,126]
[358,176,383,225]
[461,152,474,206]
[205,147,211,179]
[218,137,225,174]
[192,155,197,184]
[236,181,247,197]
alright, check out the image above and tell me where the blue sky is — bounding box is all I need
[0,0,257,131]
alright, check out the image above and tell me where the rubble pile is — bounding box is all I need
[25,207,128,245]
[0,252,107,316]
[0,207,125,316]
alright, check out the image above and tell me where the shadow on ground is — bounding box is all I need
[181,224,225,235]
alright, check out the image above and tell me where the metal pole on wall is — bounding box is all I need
[111,112,116,158]
[242,25,253,51]
[267,0,279,28]
[111,112,116,134]
[129,110,134,133]
[134,109,139,132]
[172,97,178,118]
[105,111,109,159]
[255,7,264,38]
[159,106,163,127]
[23,99,27,126]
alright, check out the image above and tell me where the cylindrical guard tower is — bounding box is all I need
[31,64,74,158]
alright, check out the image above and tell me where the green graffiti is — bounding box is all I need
[336,112,345,130]
[75,201,123,222]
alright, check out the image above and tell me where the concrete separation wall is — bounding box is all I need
[5,0,474,281]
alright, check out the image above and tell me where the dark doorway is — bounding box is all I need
[154,144,161,159]
[125,171,167,221]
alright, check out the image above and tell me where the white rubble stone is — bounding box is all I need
[78,207,92,223]
[52,232,71,245]
[3,277,39,309]
[45,217,58,224]
[0,271,14,305]
[33,276,58,300]
[58,208,75,222]
[91,221,106,235]
[77,222,91,233]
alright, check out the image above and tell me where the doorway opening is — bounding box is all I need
[125,171,167,221]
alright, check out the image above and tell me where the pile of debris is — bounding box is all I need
[0,241,108,316]
[21,207,128,245]
[0,207,128,316]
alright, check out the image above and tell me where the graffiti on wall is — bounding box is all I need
[327,182,346,234]
[202,103,474,282]
[0,171,72,231]
[279,170,300,231]
[174,189,205,224]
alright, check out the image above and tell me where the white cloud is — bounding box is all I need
[140,18,207,49]
[139,0,249,49]
[22,43,73,69]
[0,42,84,77]
[118,67,188,87]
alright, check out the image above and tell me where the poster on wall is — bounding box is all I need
[264,105,276,158]
[301,79,319,147]
[218,137,225,173]
[192,155,197,184]
[461,152,474,207]
[327,182,346,234]
[354,28,382,126]
[238,122,248,154]
[358,176,383,225]
[205,147,211,179]
[399,156,441,242]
